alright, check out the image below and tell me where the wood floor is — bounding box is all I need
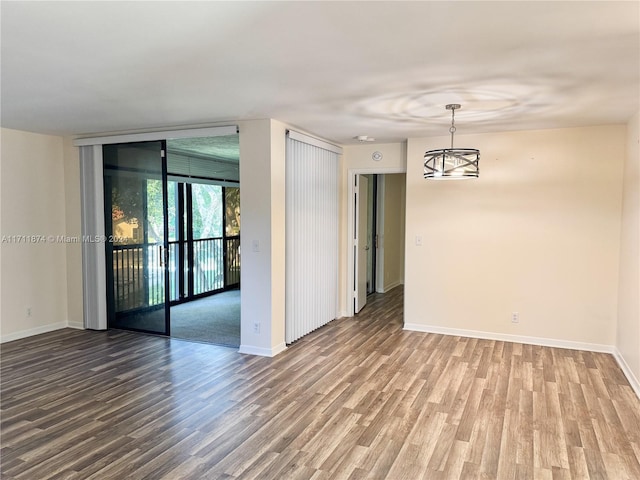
[2,287,639,479]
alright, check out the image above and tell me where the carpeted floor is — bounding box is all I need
[110,290,241,347]
[170,290,240,347]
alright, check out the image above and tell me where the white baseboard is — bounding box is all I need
[403,323,614,354]
[67,321,84,330]
[238,342,287,357]
[1,322,68,344]
[381,280,402,293]
[403,323,640,400]
[613,348,640,399]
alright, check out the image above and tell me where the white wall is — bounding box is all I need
[405,126,625,350]
[237,119,286,356]
[1,128,70,341]
[616,111,640,391]
[381,173,406,291]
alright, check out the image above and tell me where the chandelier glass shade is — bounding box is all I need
[424,104,480,179]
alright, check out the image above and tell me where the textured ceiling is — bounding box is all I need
[1,1,638,145]
[167,135,239,163]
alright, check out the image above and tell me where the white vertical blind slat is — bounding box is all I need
[79,145,108,330]
[285,136,339,344]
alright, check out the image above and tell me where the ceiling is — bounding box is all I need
[167,135,240,181]
[167,135,240,163]
[1,1,638,145]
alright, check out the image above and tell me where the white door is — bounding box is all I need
[355,175,369,313]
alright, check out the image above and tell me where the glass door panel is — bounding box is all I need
[224,187,241,287]
[191,183,223,294]
[103,141,170,335]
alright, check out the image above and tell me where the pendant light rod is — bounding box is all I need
[446,103,460,149]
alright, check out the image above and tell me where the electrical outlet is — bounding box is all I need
[253,321,260,334]
[511,312,519,323]
[26,307,32,317]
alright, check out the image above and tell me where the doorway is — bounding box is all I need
[365,174,378,296]
[352,172,406,316]
[103,134,241,345]
[355,174,378,314]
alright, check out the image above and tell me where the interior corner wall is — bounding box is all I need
[405,125,625,349]
[616,111,640,388]
[1,128,69,341]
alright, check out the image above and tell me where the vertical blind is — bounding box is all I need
[285,132,340,344]
[79,145,108,330]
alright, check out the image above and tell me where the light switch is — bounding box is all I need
[252,240,260,252]
[415,235,423,246]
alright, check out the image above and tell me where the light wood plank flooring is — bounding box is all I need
[2,287,640,479]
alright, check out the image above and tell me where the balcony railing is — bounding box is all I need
[113,235,240,313]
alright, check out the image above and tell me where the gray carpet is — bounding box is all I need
[170,290,241,347]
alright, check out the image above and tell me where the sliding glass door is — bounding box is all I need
[103,141,170,335]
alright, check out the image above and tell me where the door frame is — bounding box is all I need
[355,174,369,313]
[346,167,405,317]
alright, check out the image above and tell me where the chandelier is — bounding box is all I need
[424,104,480,179]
